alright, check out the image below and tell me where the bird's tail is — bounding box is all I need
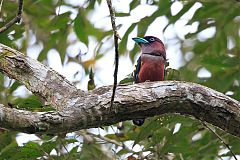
[133,119,145,126]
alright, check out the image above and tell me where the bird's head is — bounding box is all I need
[132,36,166,60]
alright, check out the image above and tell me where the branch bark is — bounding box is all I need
[0,43,240,138]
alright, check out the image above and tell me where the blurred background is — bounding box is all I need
[0,0,240,159]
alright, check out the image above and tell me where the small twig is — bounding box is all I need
[84,131,134,154]
[106,0,120,112]
[203,122,237,160]
[0,0,23,33]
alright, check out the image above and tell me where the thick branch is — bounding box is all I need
[0,43,240,138]
[0,43,85,111]
[0,104,63,133]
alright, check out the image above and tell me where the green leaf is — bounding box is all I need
[133,119,161,146]
[11,95,45,111]
[14,142,43,159]
[74,10,89,45]
[69,146,79,156]
[119,73,134,84]
[189,2,221,24]
[165,68,181,80]
[119,23,137,55]
[80,142,110,160]
[0,74,5,91]
[193,40,210,54]
[0,140,19,160]
[130,0,140,11]
[38,47,49,62]
[115,13,130,17]
[9,81,21,94]
[105,133,130,142]
[41,141,57,154]
[0,131,17,151]
[50,12,71,30]
[158,0,171,15]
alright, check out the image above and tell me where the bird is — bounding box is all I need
[132,36,166,126]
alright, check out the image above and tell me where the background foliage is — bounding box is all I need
[0,0,240,159]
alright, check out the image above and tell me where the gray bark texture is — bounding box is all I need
[0,43,240,137]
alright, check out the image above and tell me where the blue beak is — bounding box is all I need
[132,37,149,44]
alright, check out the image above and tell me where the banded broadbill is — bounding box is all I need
[132,36,166,126]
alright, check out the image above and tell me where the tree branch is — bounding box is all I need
[0,104,63,133]
[0,43,240,138]
[0,0,23,33]
[0,43,85,111]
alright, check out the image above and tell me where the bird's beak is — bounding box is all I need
[132,37,149,44]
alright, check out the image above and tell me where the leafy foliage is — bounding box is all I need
[0,0,240,159]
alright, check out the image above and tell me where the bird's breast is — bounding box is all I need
[138,55,165,82]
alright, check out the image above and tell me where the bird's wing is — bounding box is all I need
[133,56,141,83]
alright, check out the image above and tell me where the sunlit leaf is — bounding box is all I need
[119,73,134,84]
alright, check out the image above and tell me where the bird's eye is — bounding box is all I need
[149,38,155,42]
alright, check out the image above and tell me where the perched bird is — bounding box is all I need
[132,36,166,126]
